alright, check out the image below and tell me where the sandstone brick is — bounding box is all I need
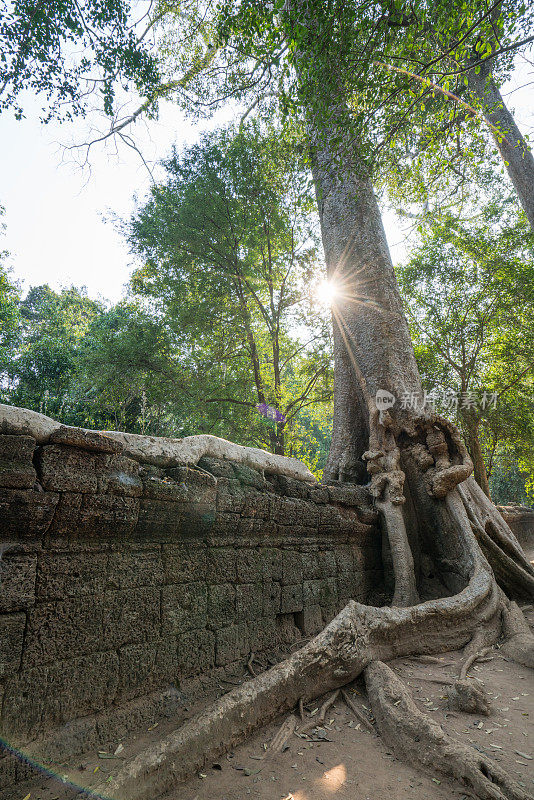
[235,583,262,621]
[162,583,207,633]
[215,623,249,666]
[177,628,215,675]
[0,487,58,537]
[163,543,207,583]
[280,584,303,613]
[103,587,160,647]
[0,551,36,611]
[0,613,25,678]
[49,426,122,453]
[207,583,235,629]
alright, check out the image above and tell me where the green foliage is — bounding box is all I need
[119,123,333,464]
[3,284,105,424]
[0,0,160,121]
[397,198,534,500]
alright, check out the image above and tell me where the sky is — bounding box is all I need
[1,53,533,305]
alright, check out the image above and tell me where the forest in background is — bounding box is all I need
[0,0,533,501]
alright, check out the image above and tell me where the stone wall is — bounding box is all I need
[499,505,534,551]
[0,427,381,784]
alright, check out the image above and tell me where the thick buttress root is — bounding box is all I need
[365,660,530,800]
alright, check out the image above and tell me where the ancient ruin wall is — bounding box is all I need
[0,424,382,772]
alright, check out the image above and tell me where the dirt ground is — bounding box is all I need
[5,622,533,800]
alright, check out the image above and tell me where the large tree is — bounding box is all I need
[4,2,534,798]
[102,5,534,800]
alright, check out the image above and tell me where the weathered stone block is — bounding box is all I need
[281,550,303,585]
[197,456,235,479]
[1,664,48,737]
[307,485,329,504]
[231,463,267,491]
[241,486,270,519]
[49,426,122,453]
[260,547,283,581]
[0,613,25,678]
[37,551,108,599]
[208,547,237,582]
[176,628,215,675]
[107,548,163,590]
[136,498,185,539]
[103,587,160,647]
[235,583,262,621]
[207,583,235,629]
[0,488,58,537]
[25,598,103,664]
[37,445,106,492]
[0,551,36,611]
[294,604,323,636]
[142,476,189,502]
[62,494,139,540]
[43,651,120,726]
[326,483,372,507]
[262,580,281,616]
[162,583,207,633]
[280,584,303,613]
[163,543,207,583]
[0,433,36,488]
[318,550,337,578]
[216,478,245,514]
[98,454,143,496]
[117,642,159,699]
[0,434,35,462]
[236,547,262,582]
[215,623,249,666]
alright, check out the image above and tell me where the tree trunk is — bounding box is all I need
[309,128,421,481]
[461,409,491,497]
[468,65,534,231]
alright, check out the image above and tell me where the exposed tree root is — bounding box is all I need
[297,689,340,735]
[99,413,534,800]
[264,714,298,754]
[500,600,534,668]
[340,688,376,733]
[102,527,504,800]
[365,660,530,800]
